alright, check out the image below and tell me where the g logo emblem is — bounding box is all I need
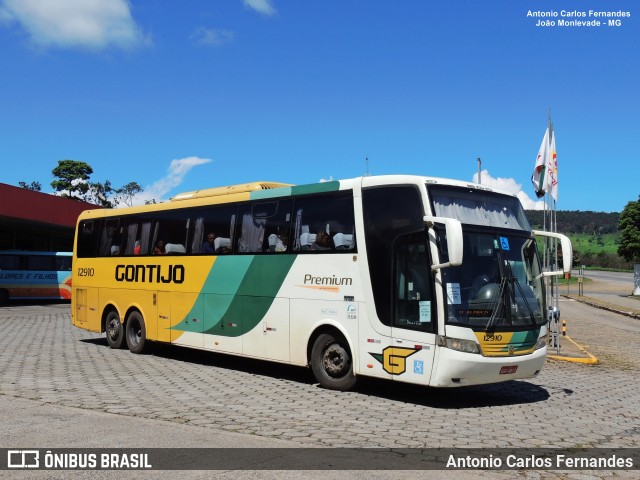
[370,347,419,375]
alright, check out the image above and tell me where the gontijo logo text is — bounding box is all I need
[115,264,184,284]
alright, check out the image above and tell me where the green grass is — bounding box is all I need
[568,233,620,255]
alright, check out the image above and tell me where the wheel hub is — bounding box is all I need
[323,344,347,376]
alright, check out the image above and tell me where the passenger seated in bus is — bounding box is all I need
[154,240,166,255]
[133,241,141,255]
[202,233,217,254]
[311,231,333,251]
[110,245,120,256]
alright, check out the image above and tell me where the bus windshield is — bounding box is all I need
[427,185,545,329]
[441,233,546,329]
[429,184,531,231]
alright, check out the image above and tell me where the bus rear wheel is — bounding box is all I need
[310,333,356,391]
[125,311,148,354]
[105,310,126,349]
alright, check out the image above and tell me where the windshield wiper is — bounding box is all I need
[485,252,537,331]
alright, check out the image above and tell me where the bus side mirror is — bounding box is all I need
[532,230,573,275]
[424,216,463,270]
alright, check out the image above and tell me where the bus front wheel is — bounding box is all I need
[125,311,148,354]
[105,310,126,349]
[310,333,356,391]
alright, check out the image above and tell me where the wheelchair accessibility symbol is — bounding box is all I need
[413,360,424,375]
[499,237,510,251]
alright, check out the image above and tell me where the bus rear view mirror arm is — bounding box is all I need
[424,216,463,271]
[532,230,573,275]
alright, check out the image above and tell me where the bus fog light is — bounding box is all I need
[438,335,480,354]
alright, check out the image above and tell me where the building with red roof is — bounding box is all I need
[0,183,101,251]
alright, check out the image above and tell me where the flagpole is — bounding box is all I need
[530,110,561,352]
[548,110,561,354]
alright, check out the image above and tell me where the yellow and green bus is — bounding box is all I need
[71,175,571,390]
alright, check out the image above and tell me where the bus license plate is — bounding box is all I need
[500,366,518,375]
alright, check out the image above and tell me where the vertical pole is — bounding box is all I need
[477,158,481,184]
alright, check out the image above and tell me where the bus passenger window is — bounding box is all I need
[191,206,237,254]
[292,192,356,253]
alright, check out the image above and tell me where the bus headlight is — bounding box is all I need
[536,334,548,350]
[437,335,481,354]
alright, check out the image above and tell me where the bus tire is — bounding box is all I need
[310,332,356,391]
[125,311,148,354]
[0,289,9,305]
[105,310,126,349]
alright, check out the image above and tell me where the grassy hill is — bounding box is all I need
[525,210,631,270]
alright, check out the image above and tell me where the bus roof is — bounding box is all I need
[171,181,294,201]
[76,174,519,221]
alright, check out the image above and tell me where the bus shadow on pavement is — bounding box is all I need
[82,337,317,386]
[351,377,550,408]
[81,338,550,407]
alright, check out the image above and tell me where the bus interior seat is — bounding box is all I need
[299,232,316,250]
[165,243,186,254]
[214,237,231,253]
[333,233,353,250]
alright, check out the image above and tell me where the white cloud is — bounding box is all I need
[190,27,235,47]
[472,169,546,210]
[243,0,276,16]
[319,176,334,183]
[134,156,212,205]
[0,0,150,50]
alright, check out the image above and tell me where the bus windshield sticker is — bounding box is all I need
[499,237,510,251]
[419,301,431,323]
[446,283,461,304]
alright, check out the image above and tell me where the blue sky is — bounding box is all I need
[1,0,637,212]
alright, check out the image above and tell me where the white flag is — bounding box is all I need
[547,130,558,201]
[531,127,550,198]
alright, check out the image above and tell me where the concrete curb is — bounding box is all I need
[546,334,599,365]
[563,294,640,320]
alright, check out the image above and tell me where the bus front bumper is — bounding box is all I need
[429,345,547,387]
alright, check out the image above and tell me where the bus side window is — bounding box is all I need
[192,205,237,254]
[0,254,20,270]
[292,192,356,253]
[259,200,293,253]
[236,205,266,253]
[150,212,189,255]
[98,219,122,257]
[56,256,72,270]
[77,220,100,258]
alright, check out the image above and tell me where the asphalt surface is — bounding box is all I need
[0,272,639,479]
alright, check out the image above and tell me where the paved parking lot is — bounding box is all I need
[0,297,639,478]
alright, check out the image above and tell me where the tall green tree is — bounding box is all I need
[18,181,42,191]
[617,196,640,263]
[51,160,93,200]
[114,182,144,207]
[51,159,143,208]
[86,180,115,208]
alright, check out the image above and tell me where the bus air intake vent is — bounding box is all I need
[170,181,293,201]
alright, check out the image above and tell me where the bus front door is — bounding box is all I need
[390,241,436,385]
